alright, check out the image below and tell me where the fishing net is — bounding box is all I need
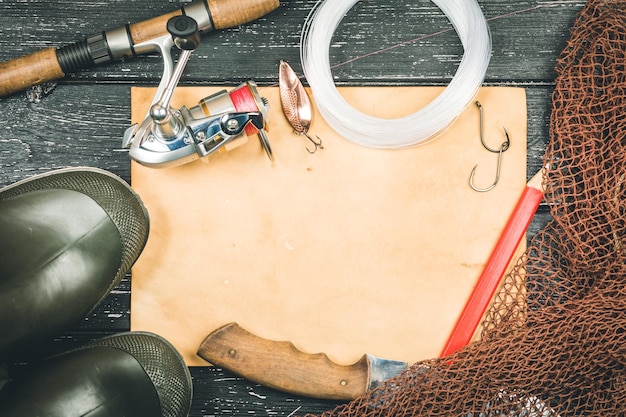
[305,0,625,415]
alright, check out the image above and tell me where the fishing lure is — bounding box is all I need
[278,60,323,153]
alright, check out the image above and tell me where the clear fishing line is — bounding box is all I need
[300,0,492,149]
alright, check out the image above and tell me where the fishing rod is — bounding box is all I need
[0,0,279,97]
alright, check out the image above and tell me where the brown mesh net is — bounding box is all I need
[305,1,625,416]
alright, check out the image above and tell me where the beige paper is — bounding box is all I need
[130,86,527,366]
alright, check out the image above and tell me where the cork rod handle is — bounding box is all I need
[206,0,279,30]
[0,48,65,97]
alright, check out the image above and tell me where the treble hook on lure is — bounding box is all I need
[469,101,511,192]
[279,60,323,154]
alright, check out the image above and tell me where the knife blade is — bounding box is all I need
[197,322,408,400]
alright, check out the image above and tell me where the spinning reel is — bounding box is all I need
[122,15,272,168]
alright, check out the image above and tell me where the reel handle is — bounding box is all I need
[0,0,279,97]
[149,16,200,141]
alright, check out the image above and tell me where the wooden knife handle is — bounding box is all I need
[197,322,370,400]
[0,0,279,97]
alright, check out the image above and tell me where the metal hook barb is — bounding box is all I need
[476,101,511,153]
[469,141,506,192]
[302,132,323,154]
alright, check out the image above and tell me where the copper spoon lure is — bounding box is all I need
[278,60,323,153]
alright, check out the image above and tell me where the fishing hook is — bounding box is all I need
[302,133,323,154]
[476,101,511,153]
[469,140,507,192]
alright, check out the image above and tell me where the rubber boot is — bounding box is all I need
[0,331,192,417]
[0,167,150,361]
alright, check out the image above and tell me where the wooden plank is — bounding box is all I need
[189,366,343,416]
[0,0,584,85]
[0,85,132,186]
[0,84,553,185]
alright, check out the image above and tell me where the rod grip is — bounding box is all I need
[129,10,182,44]
[0,48,65,97]
[206,0,280,30]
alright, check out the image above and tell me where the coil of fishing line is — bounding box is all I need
[300,0,492,149]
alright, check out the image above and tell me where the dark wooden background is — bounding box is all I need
[0,0,585,415]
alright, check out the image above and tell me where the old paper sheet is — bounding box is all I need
[130,86,527,366]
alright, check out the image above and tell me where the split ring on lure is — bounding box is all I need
[279,60,323,154]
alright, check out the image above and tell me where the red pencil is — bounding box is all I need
[440,170,544,357]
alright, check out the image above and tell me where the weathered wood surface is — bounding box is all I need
[0,0,585,415]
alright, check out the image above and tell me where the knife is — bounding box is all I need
[197,322,409,400]
[197,324,562,417]
[198,171,546,400]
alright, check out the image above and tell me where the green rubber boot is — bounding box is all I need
[0,167,150,360]
[0,332,192,417]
